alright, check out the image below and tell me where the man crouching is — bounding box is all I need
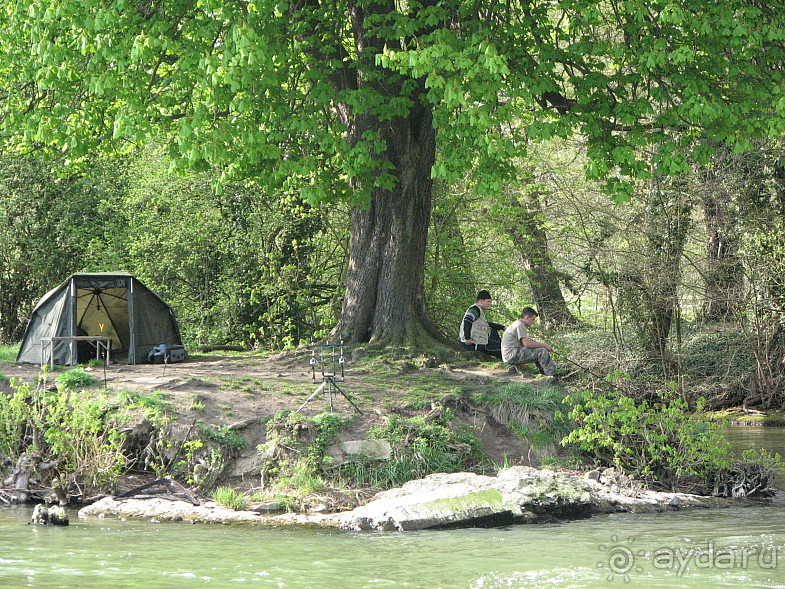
[501,307,559,382]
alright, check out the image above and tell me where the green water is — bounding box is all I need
[2,426,784,589]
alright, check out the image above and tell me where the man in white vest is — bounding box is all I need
[459,290,505,359]
[501,307,559,382]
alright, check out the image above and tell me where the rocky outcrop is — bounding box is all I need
[340,467,594,531]
[324,439,392,465]
[338,466,773,531]
[79,496,342,527]
[78,466,773,531]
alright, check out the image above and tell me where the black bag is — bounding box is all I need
[147,344,187,363]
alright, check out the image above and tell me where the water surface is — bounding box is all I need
[2,426,784,588]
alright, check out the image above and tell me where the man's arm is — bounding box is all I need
[521,337,554,353]
[462,306,479,342]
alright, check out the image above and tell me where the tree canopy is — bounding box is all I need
[2,0,785,344]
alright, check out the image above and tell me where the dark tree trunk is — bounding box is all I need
[641,184,692,357]
[302,0,446,346]
[702,181,743,321]
[338,103,441,345]
[500,189,580,329]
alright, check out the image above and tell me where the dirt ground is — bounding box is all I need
[1,349,547,493]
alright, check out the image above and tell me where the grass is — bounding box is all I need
[211,486,248,510]
[189,393,206,411]
[218,376,272,392]
[54,368,99,390]
[476,382,567,426]
[116,389,173,411]
[475,382,572,450]
[0,343,20,363]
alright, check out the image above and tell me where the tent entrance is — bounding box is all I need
[76,286,129,355]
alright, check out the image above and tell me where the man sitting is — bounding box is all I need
[459,290,505,359]
[501,307,559,381]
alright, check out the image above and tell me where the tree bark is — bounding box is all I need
[500,189,581,329]
[701,170,743,321]
[315,0,445,346]
[339,104,442,345]
[640,183,692,357]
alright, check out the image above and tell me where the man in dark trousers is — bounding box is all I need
[459,290,505,359]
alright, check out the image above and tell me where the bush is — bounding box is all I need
[0,378,126,499]
[359,409,480,487]
[562,389,733,490]
[681,329,756,379]
[55,368,98,391]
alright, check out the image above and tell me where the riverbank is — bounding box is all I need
[78,465,774,531]
[1,349,781,516]
[1,349,538,508]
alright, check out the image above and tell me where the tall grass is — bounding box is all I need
[476,382,572,450]
[479,382,566,427]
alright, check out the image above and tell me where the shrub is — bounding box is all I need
[55,368,98,390]
[562,389,733,490]
[202,424,248,454]
[358,409,480,487]
[0,378,126,498]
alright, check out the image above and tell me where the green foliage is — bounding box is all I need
[211,486,248,511]
[275,458,327,495]
[306,412,350,460]
[353,410,481,488]
[102,144,336,348]
[0,155,125,343]
[258,411,353,495]
[0,343,20,362]
[0,378,126,496]
[332,448,466,491]
[54,368,99,391]
[475,382,572,450]
[681,328,757,379]
[201,425,247,455]
[117,389,172,411]
[562,390,733,489]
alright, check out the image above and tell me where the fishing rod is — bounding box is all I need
[553,351,639,396]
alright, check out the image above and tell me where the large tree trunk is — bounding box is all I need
[310,0,445,346]
[338,104,441,345]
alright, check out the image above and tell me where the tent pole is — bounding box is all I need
[128,276,135,364]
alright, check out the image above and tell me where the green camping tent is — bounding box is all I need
[16,272,184,365]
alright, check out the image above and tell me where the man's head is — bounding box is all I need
[476,290,492,309]
[520,307,538,326]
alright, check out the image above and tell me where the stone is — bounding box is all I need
[31,504,70,526]
[339,466,771,532]
[77,468,773,531]
[324,439,391,465]
[250,501,286,514]
[340,467,595,531]
[584,469,602,481]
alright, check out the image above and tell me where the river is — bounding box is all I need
[1,426,784,589]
